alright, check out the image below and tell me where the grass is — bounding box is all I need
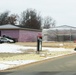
[0,51,73,61]
[0,53,45,61]
[0,42,75,61]
[15,42,76,48]
[0,53,21,57]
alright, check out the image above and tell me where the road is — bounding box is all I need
[1,53,76,75]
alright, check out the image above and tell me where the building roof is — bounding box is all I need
[0,24,20,29]
[49,25,76,30]
[0,24,42,32]
[54,25,76,28]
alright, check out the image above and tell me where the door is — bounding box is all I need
[0,31,1,36]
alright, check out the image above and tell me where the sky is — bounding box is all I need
[0,0,76,26]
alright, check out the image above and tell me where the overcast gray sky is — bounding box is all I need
[0,0,76,26]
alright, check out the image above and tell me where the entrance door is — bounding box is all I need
[0,31,1,36]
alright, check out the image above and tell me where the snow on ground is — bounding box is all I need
[0,43,74,70]
[0,43,36,53]
[0,64,11,70]
[0,60,37,70]
[0,43,71,53]
[42,47,67,51]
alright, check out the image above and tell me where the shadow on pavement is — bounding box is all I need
[33,71,76,75]
[34,72,60,75]
[0,71,14,75]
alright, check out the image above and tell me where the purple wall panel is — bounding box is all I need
[19,30,41,42]
[1,29,41,42]
[1,30,19,41]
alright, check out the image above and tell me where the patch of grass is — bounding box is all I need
[0,53,22,57]
[15,42,76,48]
[0,51,72,61]
[0,53,45,61]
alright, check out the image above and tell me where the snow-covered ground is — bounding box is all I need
[0,43,71,53]
[0,60,37,70]
[0,43,36,53]
[0,43,74,71]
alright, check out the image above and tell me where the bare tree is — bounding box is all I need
[7,14,18,25]
[43,16,56,29]
[0,11,9,25]
[0,11,18,25]
[20,9,42,29]
[52,20,56,27]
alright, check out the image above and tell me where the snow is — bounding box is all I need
[0,64,11,70]
[0,43,36,53]
[0,43,74,71]
[42,47,66,51]
[0,43,69,53]
[0,60,37,70]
